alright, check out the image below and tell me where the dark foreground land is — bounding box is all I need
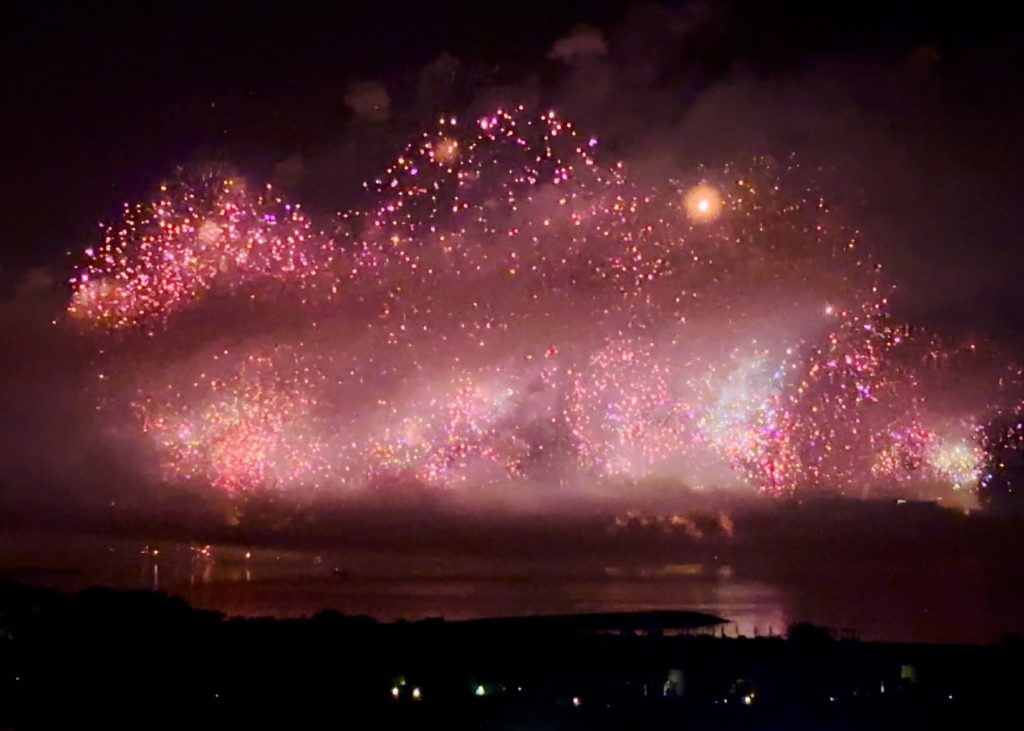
[1,579,1022,729]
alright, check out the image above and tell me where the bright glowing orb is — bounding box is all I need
[683,183,723,223]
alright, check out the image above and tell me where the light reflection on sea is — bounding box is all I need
[2,529,1022,645]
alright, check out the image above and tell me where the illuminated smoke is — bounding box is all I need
[69,107,1022,501]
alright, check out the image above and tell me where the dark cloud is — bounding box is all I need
[343,80,391,121]
[549,24,608,65]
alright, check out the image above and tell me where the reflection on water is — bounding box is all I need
[2,530,1023,645]
[175,571,789,641]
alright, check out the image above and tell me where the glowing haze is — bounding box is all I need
[67,106,1022,503]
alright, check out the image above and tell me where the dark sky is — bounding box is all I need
[3,1,1022,340]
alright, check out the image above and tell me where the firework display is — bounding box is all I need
[132,349,328,492]
[68,172,335,330]
[68,107,1022,498]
